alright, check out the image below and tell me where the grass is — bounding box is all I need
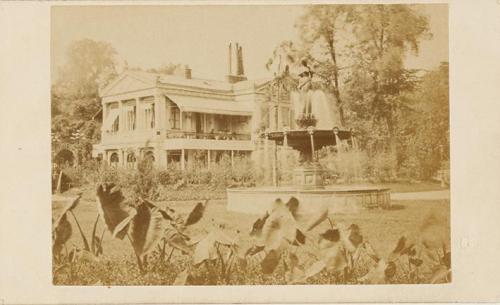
[53,185,450,285]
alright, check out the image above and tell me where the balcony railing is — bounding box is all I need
[166,130,251,141]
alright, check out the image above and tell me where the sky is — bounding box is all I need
[51,4,448,81]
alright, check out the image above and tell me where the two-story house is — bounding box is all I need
[92,43,295,170]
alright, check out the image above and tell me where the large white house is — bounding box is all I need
[92,44,295,170]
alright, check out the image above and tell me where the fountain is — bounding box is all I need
[227,60,391,215]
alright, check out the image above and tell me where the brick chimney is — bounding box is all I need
[226,42,247,83]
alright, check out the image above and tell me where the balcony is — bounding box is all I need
[166,130,250,141]
[164,130,253,151]
[101,129,158,145]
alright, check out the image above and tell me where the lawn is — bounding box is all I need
[52,186,450,285]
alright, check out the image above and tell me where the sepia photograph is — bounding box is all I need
[50,4,450,286]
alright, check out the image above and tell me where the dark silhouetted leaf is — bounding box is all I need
[286,196,299,218]
[409,258,423,267]
[96,183,134,239]
[293,229,306,246]
[384,261,397,279]
[320,229,340,242]
[128,202,166,258]
[245,245,265,256]
[250,211,269,237]
[392,236,407,254]
[53,213,72,255]
[261,249,281,274]
[184,200,208,226]
[167,232,193,255]
[348,229,363,248]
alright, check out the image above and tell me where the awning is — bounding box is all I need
[167,95,253,116]
[103,108,120,131]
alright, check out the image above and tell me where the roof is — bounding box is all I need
[100,70,272,98]
[166,94,253,116]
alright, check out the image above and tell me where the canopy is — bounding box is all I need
[168,95,252,116]
[103,108,120,131]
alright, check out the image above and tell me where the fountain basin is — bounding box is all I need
[227,185,391,215]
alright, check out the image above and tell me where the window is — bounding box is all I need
[281,107,291,127]
[144,103,155,129]
[144,151,155,162]
[111,116,119,132]
[126,153,136,169]
[110,152,119,167]
[170,105,180,129]
[126,106,136,131]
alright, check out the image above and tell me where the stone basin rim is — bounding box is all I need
[227,186,390,195]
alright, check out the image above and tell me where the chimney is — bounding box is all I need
[237,45,245,76]
[184,65,192,79]
[228,43,233,75]
[225,42,247,83]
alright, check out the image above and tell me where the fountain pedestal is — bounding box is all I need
[293,162,324,189]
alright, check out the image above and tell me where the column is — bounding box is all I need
[181,149,185,170]
[308,126,316,162]
[118,100,124,132]
[121,149,126,168]
[180,110,184,131]
[231,150,234,168]
[264,130,269,184]
[207,150,211,169]
[135,98,142,130]
[333,127,341,152]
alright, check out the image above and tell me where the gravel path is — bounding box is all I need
[391,189,450,200]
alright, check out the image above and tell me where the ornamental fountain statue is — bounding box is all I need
[226,59,391,215]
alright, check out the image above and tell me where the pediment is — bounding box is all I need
[100,72,156,97]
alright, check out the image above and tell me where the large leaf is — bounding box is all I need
[245,245,265,256]
[96,184,134,239]
[112,209,137,238]
[192,232,218,265]
[321,242,347,272]
[184,200,208,226]
[419,212,449,250]
[166,230,193,255]
[261,249,281,274]
[140,197,174,221]
[128,202,166,258]
[259,201,299,250]
[430,265,451,284]
[173,268,191,285]
[303,260,327,280]
[305,206,329,231]
[59,194,82,216]
[285,196,300,219]
[284,252,305,283]
[249,211,269,237]
[53,213,72,255]
[359,259,388,284]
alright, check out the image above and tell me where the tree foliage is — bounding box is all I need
[269,4,447,180]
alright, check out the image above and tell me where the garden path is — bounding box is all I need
[391,189,450,201]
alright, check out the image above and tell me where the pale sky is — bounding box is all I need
[51,4,448,81]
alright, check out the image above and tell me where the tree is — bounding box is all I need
[55,39,118,100]
[52,39,119,164]
[345,5,430,154]
[398,62,449,179]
